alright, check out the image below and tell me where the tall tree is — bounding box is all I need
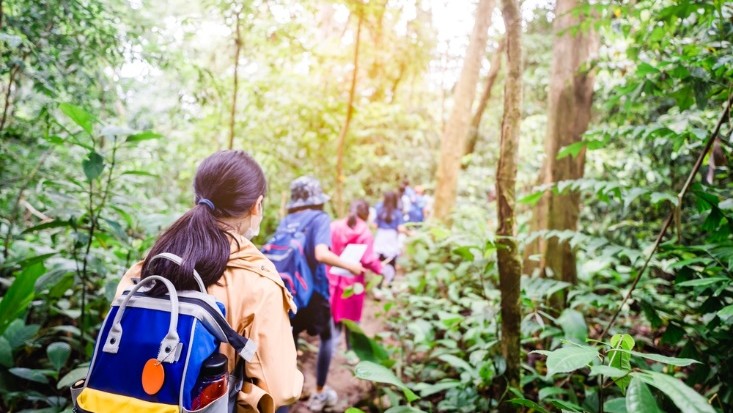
[334,7,363,216]
[465,39,505,157]
[228,6,243,149]
[496,0,522,407]
[432,0,494,221]
[524,0,598,290]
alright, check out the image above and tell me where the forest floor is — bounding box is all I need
[290,290,387,412]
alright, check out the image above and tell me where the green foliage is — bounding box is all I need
[608,334,634,393]
[533,345,599,377]
[532,338,713,413]
[0,0,730,411]
[626,378,663,413]
[0,262,44,335]
[354,361,419,403]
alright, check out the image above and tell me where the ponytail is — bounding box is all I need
[142,150,266,294]
[347,213,358,228]
[347,199,369,229]
[142,204,232,293]
[382,191,398,224]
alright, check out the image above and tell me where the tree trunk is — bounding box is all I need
[496,0,522,408]
[334,9,363,216]
[465,39,505,157]
[523,172,548,274]
[527,0,598,296]
[0,64,19,134]
[433,0,495,221]
[228,10,242,150]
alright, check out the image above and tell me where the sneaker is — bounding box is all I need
[307,387,337,412]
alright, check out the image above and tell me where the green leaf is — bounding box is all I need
[384,407,427,413]
[438,354,479,380]
[0,337,13,368]
[557,309,587,343]
[632,371,715,413]
[626,377,663,413]
[413,380,462,397]
[676,277,729,287]
[345,408,367,413]
[609,334,634,393]
[538,345,598,376]
[366,275,383,292]
[538,386,566,400]
[604,397,628,413]
[21,220,73,234]
[47,342,71,371]
[629,351,699,366]
[557,141,586,159]
[82,151,105,181]
[341,285,355,299]
[650,192,677,206]
[549,399,585,412]
[589,365,629,378]
[59,103,94,135]
[121,170,157,177]
[57,367,89,389]
[610,334,635,351]
[637,62,660,75]
[718,304,733,318]
[125,131,162,143]
[519,190,544,206]
[3,320,40,349]
[9,367,50,384]
[0,263,45,335]
[354,361,419,402]
[623,188,648,209]
[343,320,390,365]
[507,398,551,413]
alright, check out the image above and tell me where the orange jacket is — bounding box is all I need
[115,233,303,413]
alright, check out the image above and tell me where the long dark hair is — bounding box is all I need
[380,191,398,224]
[142,150,267,292]
[347,199,369,228]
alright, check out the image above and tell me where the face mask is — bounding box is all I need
[244,202,263,240]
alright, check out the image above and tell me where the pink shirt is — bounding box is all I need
[327,218,382,323]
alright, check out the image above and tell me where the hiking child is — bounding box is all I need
[373,190,407,290]
[115,150,303,413]
[276,176,364,412]
[327,200,383,360]
[407,185,428,224]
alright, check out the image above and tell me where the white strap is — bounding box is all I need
[103,275,181,363]
[149,252,206,293]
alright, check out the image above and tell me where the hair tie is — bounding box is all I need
[198,198,215,211]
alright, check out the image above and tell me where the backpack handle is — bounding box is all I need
[148,252,207,293]
[102,275,182,363]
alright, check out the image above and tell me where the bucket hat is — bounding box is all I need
[287,176,330,209]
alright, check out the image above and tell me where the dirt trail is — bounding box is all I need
[289,295,385,413]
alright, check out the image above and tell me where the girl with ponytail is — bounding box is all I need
[327,200,383,355]
[115,150,303,413]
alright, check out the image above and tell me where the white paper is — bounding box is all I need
[330,244,367,277]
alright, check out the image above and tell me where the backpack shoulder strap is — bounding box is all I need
[198,299,257,362]
[282,210,326,236]
[297,210,326,233]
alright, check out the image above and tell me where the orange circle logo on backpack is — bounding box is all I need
[142,358,165,395]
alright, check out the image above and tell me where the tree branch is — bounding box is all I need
[334,8,363,216]
[228,10,243,149]
[601,92,733,339]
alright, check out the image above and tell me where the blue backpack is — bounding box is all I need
[262,212,323,313]
[70,253,256,413]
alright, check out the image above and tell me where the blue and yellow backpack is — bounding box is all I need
[70,253,256,413]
